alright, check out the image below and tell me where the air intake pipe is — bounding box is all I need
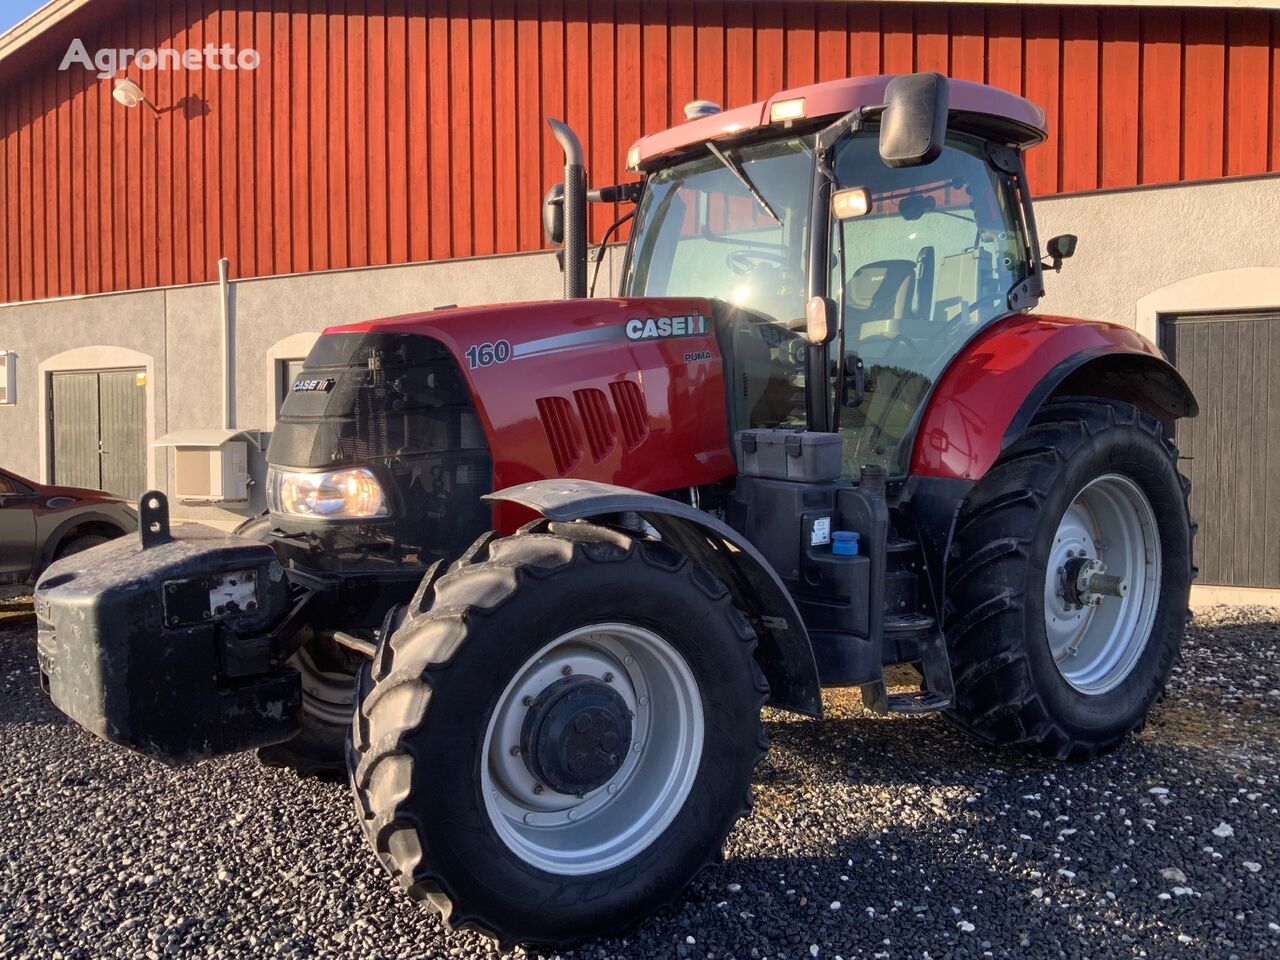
[547,118,588,299]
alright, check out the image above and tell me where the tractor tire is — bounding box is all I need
[348,520,769,948]
[942,397,1193,759]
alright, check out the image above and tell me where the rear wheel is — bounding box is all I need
[943,398,1192,758]
[348,521,768,947]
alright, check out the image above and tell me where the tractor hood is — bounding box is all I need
[320,296,737,500]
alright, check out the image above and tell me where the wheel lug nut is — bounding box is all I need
[509,745,520,756]
[521,695,534,707]
[603,671,614,683]
[561,665,573,676]
[533,783,544,795]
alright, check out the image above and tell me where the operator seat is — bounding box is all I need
[845,260,915,341]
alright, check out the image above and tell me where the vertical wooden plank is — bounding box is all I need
[948,6,985,84]
[1140,10,1182,184]
[517,0,545,253]
[236,2,258,277]
[1272,14,1280,171]
[784,2,816,89]
[1060,9,1099,193]
[881,5,914,75]
[614,0,641,240]
[848,3,880,76]
[471,0,496,257]
[665,1,696,124]
[18,83,34,299]
[1098,8,1139,189]
[694,1,724,114]
[754,1,782,100]
[1023,7,1061,194]
[986,5,1022,95]
[588,1,615,241]
[365,0,387,266]
[0,113,7,302]
[4,98,19,300]
[816,2,847,83]
[1183,9,1226,182]
[446,0,472,257]
[725,0,753,108]
[217,3,240,277]
[643,0,671,134]
[347,0,370,267]
[68,48,86,295]
[428,0,452,258]
[272,0,293,275]
[326,3,347,268]
[289,0,310,272]
[53,55,70,294]
[492,0,518,253]
[308,1,329,271]
[40,73,55,297]
[915,4,949,75]
[396,0,420,263]
[155,1,174,287]
[1225,10,1269,176]
[540,0,566,244]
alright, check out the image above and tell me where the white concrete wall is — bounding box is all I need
[0,174,1275,529]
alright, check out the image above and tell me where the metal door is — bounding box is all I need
[50,369,147,499]
[1162,311,1280,588]
[98,371,147,498]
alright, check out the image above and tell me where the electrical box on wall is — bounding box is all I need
[0,351,15,405]
[153,429,261,504]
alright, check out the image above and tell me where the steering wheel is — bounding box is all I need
[727,248,791,276]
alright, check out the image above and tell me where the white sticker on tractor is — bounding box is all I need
[811,516,832,546]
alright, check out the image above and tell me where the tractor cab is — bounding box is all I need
[621,73,1047,477]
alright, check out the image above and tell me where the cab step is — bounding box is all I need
[885,689,952,714]
[883,612,936,640]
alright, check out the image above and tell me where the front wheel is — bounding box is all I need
[943,398,1193,758]
[347,521,768,947]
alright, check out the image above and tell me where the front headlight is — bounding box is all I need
[266,467,389,519]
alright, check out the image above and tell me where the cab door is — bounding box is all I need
[0,473,37,588]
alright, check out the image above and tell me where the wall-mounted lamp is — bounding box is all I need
[112,78,160,117]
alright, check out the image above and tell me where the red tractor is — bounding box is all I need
[35,74,1196,947]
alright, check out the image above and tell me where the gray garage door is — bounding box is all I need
[50,369,147,499]
[1162,311,1280,588]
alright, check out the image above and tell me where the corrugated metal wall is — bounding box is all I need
[2,1,1279,304]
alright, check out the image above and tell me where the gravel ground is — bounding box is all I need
[1,597,1277,960]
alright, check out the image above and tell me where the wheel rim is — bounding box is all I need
[1043,473,1162,695]
[296,644,355,726]
[481,623,705,875]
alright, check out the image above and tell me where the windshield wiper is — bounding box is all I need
[706,142,781,225]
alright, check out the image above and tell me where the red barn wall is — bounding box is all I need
[1,1,1278,304]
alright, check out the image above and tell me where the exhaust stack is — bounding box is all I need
[547,118,587,299]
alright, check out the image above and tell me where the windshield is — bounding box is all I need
[624,138,814,324]
[829,132,1028,475]
[624,138,815,432]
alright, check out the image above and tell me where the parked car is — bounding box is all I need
[0,467,137,600]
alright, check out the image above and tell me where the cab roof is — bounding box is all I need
[629,74,1047,171]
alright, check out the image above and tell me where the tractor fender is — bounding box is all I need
[910,314,1198,482]
[484,479,823,718]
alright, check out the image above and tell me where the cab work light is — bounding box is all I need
[831,186,872,220]
[769,98,806,123]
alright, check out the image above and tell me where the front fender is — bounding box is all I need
[484,479,823,718]
[910,315,1197,482]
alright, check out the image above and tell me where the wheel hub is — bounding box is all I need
[520,676,633,795]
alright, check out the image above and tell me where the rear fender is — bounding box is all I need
[484,479,823,718]
[910,315,1198,482]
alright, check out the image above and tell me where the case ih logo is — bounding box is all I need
[292,377,336,393]
[625,313,708,341]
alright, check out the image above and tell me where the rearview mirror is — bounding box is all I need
[542,183,565,245]
[804,296,837,345]
[879,72,949,168]
[1045,234,1077,271]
